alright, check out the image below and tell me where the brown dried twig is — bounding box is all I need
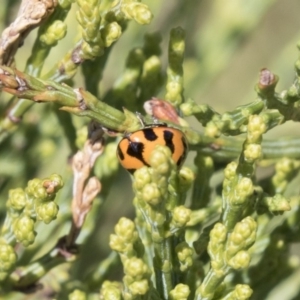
[0,0,57,66]
[66,121,104,247]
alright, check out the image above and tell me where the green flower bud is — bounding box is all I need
[166,81,183,101]
[114,218,137,243]
[171,206,191,228]
[175,242,193,272]
[244,144,261,162]
[7,188,26,211]
[68,289,86,300]
[13,216,36,246]
[142,183,162,206]
[101,22,122,47]
[205,121,221,138]
[109,234,129,253]
[264,194,291,213]
[48,174,64,192]
[232,284,253,300]
[36,202,59,224]
[150,146,172,174]
[0,242,17,274]
[247,115,266,143]
[224,162,237,181]
[100,281,122,300]
[227,217,257,257]
[210,223,227,244]
[170,283,190,300]
[124,257,148,279]
[234,178,253,204]
[123,3,153,25]
[227,250,250,269]
[133,167,151,190]
[26,178,47,200]
[128,279,149,296]
[178,167,195,192]
[40,20,67,46]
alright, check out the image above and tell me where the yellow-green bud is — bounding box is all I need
[124,257,148,279]
[166,82,182,101]
[133,167,151,190]
[123,3,153,25]
[0,242,17,273]
[210,223,227,244]
[176,242,193,272]
[142,183,162,206]
[114,218,137,242]
[128,279,149,296]
[100,281,122,300]
[227,217,257,257]
[172,206,191,228]
[26,179,47,200]
[13,216,36,246]
[40,20,67,46]
[68,289,86,300]
[7,188,26,211]
[266,194,291,212]
[234,178,253,204]
[169,283,190,300]
[150,146,172,174]
[244,144,261,162]
[205,121,221,138]
[101,22,122,47]
[224,162,237,181]
[228,250,250,269]
[232,284,253,300]
[36,202,59,224]
[247,115,266,143]
[178,167,195,192]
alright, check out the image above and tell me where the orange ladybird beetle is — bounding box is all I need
[117,124,188,174]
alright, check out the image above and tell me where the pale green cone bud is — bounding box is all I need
[40,20,67,46]
[178,167,195,192]
[68,289,86,300]
[227,217,257,257]
[247,115,266,143]
[128,279,149,296]
[115,218,137,242]
[13,216,36,246]
[101,22,122,47]
[26,178,47,201]
[171,206,191,228]
[264,194,291,213]
[100,281,122,300]
[122,3,153,25]
[175,242,193,272]
[244,144,262,162]
[234,284,253,300]
[142,183,162,206]
[36,202,59,224]
[150,145,172,175]
[0,242,17,275]
[133,167,151,191]
[232,178,253,205]
[227,250,250,269]
[169,283,190,300]
[124,257,148,278]
[7,188,26,211]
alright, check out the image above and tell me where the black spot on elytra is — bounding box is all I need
[163,130,175,153]
[128,168,136,174]
[143,128,158,141]
[127,141,149,166]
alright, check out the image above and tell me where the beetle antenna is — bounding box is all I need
[136,112,146,127]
